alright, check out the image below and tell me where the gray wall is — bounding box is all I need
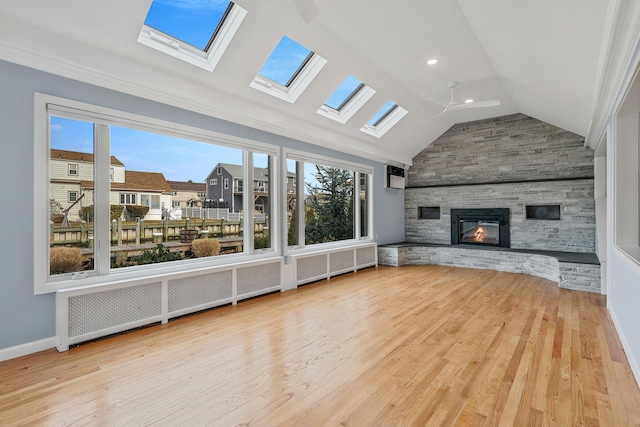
[0,59,404,351]
[409,113,594,187]
[406,114,596,252]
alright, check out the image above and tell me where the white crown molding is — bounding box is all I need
[0,29,411,166]
[586,0,640,150]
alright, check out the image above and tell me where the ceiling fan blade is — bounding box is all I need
[453,99,501,109]
[430,108,448,122]
[293,0,319,22]
[426,98,448,108]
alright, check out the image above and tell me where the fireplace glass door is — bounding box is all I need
[459,219,500,246]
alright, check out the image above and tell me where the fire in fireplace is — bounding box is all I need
[451,208,510,248]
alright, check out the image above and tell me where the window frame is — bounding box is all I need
[34,93,278,295]
[282,149,374,255]
[360,102,408,138]
[249,36,327,104]
[316,77,376,124]
[137,2,247,72]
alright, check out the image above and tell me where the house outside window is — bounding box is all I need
[120,193,136,204]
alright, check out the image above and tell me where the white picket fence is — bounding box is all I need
[182,208,267,223]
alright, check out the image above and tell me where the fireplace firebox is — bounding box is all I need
[451,208,510,248]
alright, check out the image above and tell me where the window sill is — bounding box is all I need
[40,251,281,294]
[286,239,376,258]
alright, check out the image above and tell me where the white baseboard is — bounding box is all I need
[0,337,56,362]
[609,306,640,390]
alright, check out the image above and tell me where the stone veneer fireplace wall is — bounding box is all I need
[405,113,596,253]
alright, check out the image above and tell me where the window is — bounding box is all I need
[316,75,376,124]
[120,193,136,205]
[68,163,78,176]
[286,152,372,249]
[224,178,229,189]
[172,201,180,208]
[172,191,178,196]
[360,100,408,138]
[253,153,271,251]
[36,94,276,294]
[237,179,243,192]
[210,178,217,185]
[137,1,247,72]
[110,167,114,181]
[250,35,327,103]
[217,166,222,175]
[197,192,205,198]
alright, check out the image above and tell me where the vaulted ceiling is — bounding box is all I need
[0,0,618,165]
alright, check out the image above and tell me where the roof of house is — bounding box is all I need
[216,163,269,181]
[51,149,124,166]
[81,171,171,193]
[167,180,206,192]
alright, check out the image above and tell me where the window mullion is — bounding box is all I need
[354,172,361,239]
[296,161,305,248]
[244,151,254,254]
[94,124,111,275]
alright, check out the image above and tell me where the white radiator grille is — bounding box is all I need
[356,246,376,266]
[68,282,162,338]
[237,262,281,296]
[330,250,355,273]
[168,271,233,313]
[297,255,327,282]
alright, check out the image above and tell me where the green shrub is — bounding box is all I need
[254,234,270,249]
[79,205,124,222]
[125,205,150,219]
[192,239,221,257]
[128,244,183,266]
[50,247,83,275]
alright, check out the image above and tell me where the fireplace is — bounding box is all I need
[451,208,510,248]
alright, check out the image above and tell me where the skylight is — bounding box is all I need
[250,35,327,103]
[138,0,247,72]
[316,75,376,124]
[368,101,397,126]
[324,75,364,110]
[257,36,313,87]
[143,1,232,51]
[360,100,408,138]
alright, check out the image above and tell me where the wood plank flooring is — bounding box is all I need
[1,265,640,426]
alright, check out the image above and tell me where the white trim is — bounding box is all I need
[609,304,640,390]
[360,105,409,138]
[284,148,373,175]
[137,3,247,72]
[250,54,328,104]
[316,85,376,124]
[0,337,56,362]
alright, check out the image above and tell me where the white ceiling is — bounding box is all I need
[0,0,615,165]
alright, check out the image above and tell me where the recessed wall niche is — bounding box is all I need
[526,205,561,220]
[418,206,440,219]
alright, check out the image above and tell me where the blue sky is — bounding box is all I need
[144,0,230,50]
[51,117,258,182]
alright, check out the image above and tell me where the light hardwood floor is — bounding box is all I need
[1,265,640,426]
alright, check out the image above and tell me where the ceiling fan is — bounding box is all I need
[292,0,319,22]
[427,81,500,122]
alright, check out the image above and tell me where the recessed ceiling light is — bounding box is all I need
[465,99,474,104]
[427,59,438,65]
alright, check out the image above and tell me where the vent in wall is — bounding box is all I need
[293,242,377,286]
[56,258,283,351]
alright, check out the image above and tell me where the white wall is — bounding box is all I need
[0,59,405,353]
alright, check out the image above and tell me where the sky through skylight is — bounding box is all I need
[324,75,363,110]
[258,36,313,86]
[143,0,231,51]
[368,101,397,126]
